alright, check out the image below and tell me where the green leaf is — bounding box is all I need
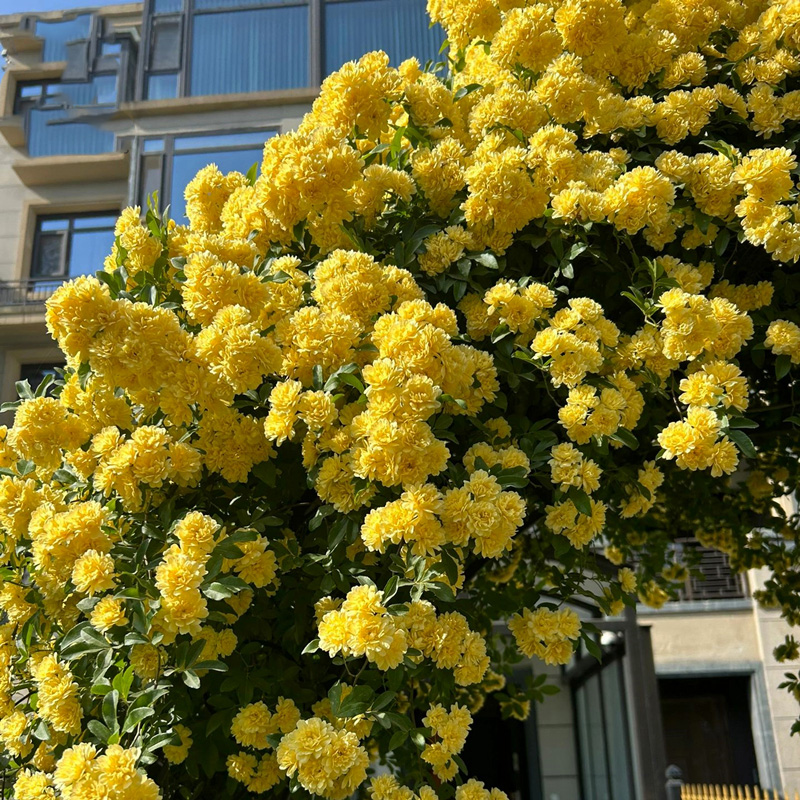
[112,666,135,701]
[193,660,229,672]
[302,638,320,655]
[453,83,482,101]
[474,252,498,270]
[146,730,181,752]
[331,684,374,718]
[583,634,602,662]
[727,429,757,459]
[609,428,639,450]
[776,354,792,380]
[203,582,236,601]
[388,729,407,751]
[102,690,119,733]
[727,417,758,429]
[567,488,592,517]
[182,670,201,689]
[15,379,33,400]
[87,720,112,744]
[428,581,455,603]
[245,161,259,186]
[122,706,155,734]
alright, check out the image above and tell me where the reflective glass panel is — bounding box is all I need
[19,84,44,99]
[325,0,444,73]
[195,0,301,8]
[600,661,633,800]
[190,6,308,96]
[39,219,69,232]
[174,130,272,150]
[170,146,263,221]
[153,0,183,12]
[91,74,118,105]
[27,109,115,157]
[143,138,166,153]
[575,675,610,800]
[74,215,118,229]
[35,14,92,63]
[146,73,179,100]
[101,42,122,56]
[69,227,116,277]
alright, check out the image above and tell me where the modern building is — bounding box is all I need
[0,0,443,399]
[0,3,797,800]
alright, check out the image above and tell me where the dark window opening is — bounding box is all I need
[659,675,759,787]
[18,363,63,392]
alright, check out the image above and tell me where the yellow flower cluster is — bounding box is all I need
[766,319,800,363]
[317,585,407,670]
[620,461,664,518]
[275,717,369,799]
[154,512,219,639]
[507,607,582,666]
[31,655,82,736]
[549,443,602,494]
[232,698,300,750]
[361,468,525,560]
[20,742,163,800]
[399,601,490,686]
[658,406,739,477]
[421,703,472,781]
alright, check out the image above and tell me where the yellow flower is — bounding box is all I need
[90,597,127,632]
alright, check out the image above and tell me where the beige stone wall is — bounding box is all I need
[749,569,800,793]
[646,607,761,666]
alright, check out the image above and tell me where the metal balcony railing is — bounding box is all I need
[0,279,63,310]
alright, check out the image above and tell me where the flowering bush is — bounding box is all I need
[1,0,800,796]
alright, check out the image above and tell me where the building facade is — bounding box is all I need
[0,2,797,799]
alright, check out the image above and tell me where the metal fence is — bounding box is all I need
[681,786,800,800]
[0,279,62,310]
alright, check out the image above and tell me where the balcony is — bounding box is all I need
[0,279,61,312]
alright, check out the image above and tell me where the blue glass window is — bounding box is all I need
[31,213,117,281]
[189,5,308,96]
[27,109,115,157]
[325,0,444,73]
[35,14,92,63]
[153,0,183,12]
[146,73,179,100]
[195,0,300,7]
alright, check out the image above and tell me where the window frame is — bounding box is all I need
[30,211,118,283]
[138,0,444,100]
[137,128,277,220]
